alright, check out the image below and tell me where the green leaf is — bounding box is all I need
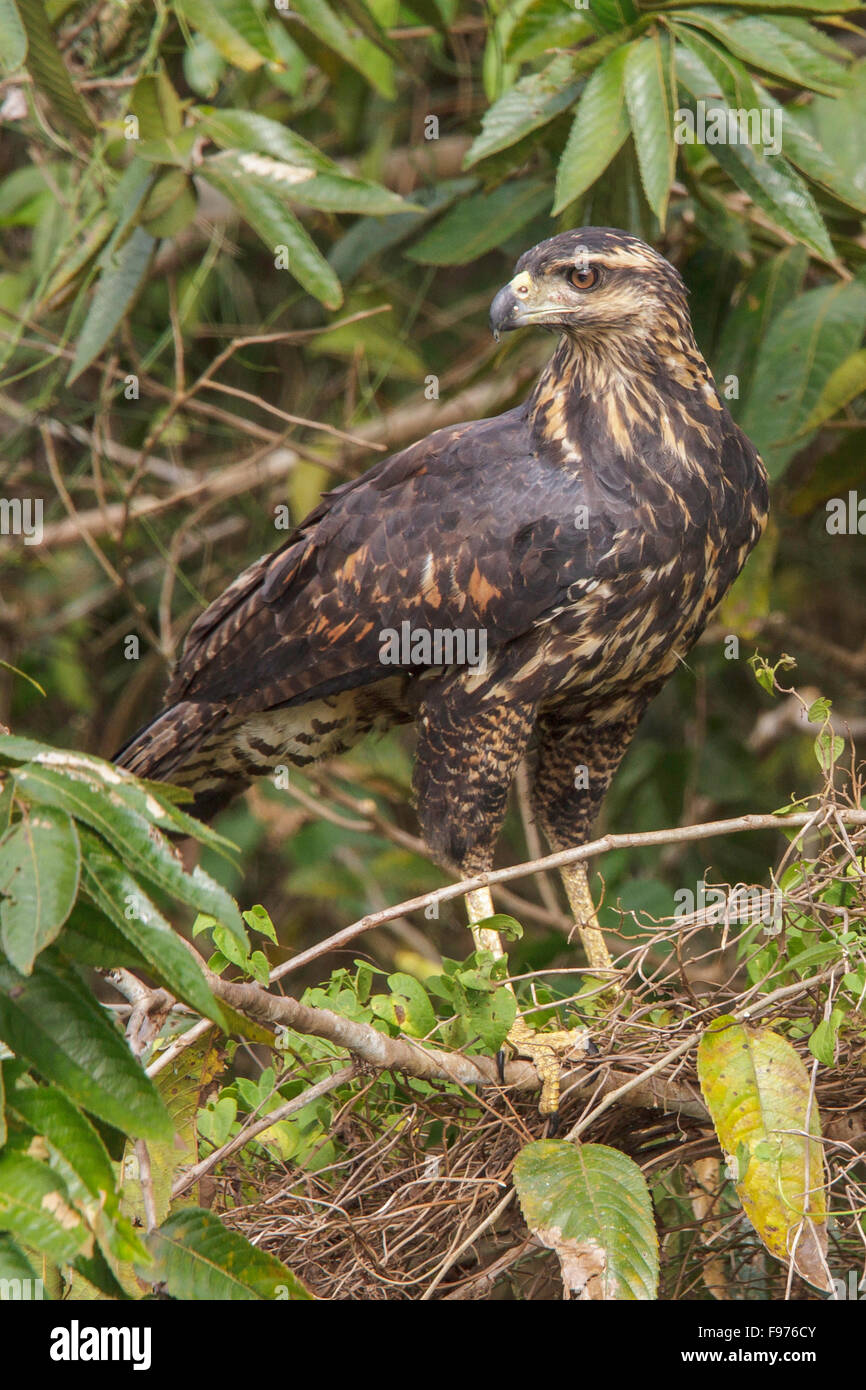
[670,23,759,108]
[624,34,676,226]
[0,0,27,74]
[808,1009,844,1066]
[10,1082,118,1211]
[457,982,515,1052]
[0,959,173,1141]
[175,0,275,72]
[698,1017,830,1291]
[66,226,155,385]
[554,45,631,213]
[15,0,94,133]
[675,48,833,259]
[0,1152,90,1264]
[506,0,590,65]
[675,9,846,96]
[791,348,866,437]
[465,912,523,942]
[129,65,184,141]
[12,761,246,947]
[513,1140,659,1299]
[465,53,583,166]
[243,904,278,944]
[200,155,342,309]
[713,143,832,262]
[809,58,866,204]
[0,1232,41,1290]
[714,245,808,393]
[814,729,844,773]
[123,1035,224,1231]
[9,1082,146,1264]
[0,805,80,974]
[328,178,475,282]
[198,107,335,171]
[144,1207,313,1299]
[407,179,552,265]
[588,0,639,29]
[370,972,436,1037]
[288,0,394,98]
[140,172,198,239]
[740,280,866,476]
[208,150,405,216]
[807,696,832,722]
[771,98,866,215]
[78,830,227,1027]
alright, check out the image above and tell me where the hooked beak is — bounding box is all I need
[489,269,536,340]
[489,285,521,340]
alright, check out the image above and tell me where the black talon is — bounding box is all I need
[545,1111,562,1138]
[585,1036,600,1057]
[496,1049,507,1084]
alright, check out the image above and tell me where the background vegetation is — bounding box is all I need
[0,0,865,1302]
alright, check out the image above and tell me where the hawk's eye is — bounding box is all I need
[569,265,599,290]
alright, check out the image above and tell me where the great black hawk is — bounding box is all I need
[116,227,769,1111]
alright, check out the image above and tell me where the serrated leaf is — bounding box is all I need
[740,280,866,476]
[143,1207,313,1299]
[78,830,228,1028]
[200,155,342,308]
[771,98,866,215]
[514,1140,658,1299]
[624,34,676,226]
[407,179,551,265]
[715,142,833,261]
[12,761,246,947]
[288,0,394,97]
[11,1083,117,1211]
[698,1017,830,1291]
[0,959,173,1141]
[9,1081,146,1265]
[465,52,583,165]
[198,107,335,171]
[0,0,27,74]
[554,45,631,213]
[15,0,94,133]
[66,226,155,384]
[0,804,80,974]
[176,0,275,72]
[671,23,759,109]
[676,9,846,96]
[0,1153,91,1263]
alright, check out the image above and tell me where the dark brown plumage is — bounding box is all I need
[116,228,768,909]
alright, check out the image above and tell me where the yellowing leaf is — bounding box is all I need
[698,1017,830,1291]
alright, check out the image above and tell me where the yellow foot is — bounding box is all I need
[505,1014,594,1117]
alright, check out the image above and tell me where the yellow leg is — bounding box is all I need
[559,860,616,975]
[465,885,592,1116]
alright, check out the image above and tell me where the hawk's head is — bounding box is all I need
[490,228,691,351]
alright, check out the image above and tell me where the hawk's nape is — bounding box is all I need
[115,227,768,1110]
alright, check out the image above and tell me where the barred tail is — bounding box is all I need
[113,701,246,822]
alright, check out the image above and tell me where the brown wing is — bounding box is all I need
[163,407,603,716]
